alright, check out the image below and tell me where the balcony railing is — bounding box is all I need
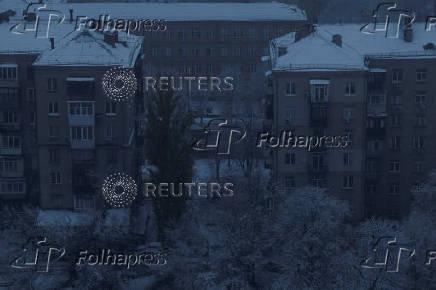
[0,147,22,155]
[70,139,95,149]
[0,122,21,131]
[366,127,386,137]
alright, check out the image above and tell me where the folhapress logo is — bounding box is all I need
[10,237,66,273]
[192,119,246,155]
[9,3,65,39]
[360,2,415,38]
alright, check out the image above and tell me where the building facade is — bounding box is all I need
[269,23,436,219]
[31,29,142,209]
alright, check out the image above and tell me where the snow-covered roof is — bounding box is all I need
[272,29,366,71]
[272,23,436,72]
[0,22,73,54]
[51,2,306,22]
[33,28,142,67]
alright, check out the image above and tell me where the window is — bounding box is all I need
[248,27,256,39]
[27,88,35,103]
[178,48,186,57]
[1,136,20,148]
[343,107,354,122]
[48,102,58,115]
[389,160,400,172]
[0,88,18,103]
[248,47,256,57]
[151,47,159,57]
[165,48,172,57]
[416,69,427,82]
[206,48,214,57]
[285,106,296,121]
[390,136,401,151]
[263,27,270,40]
[0,182,24,194]
[311,84,329,102]
[345,82,355,96]
[343,152,352,166]
[49,125,60,138]
[105,101,116,115]
[48,77,57,92]
[49,149,60,164]
[207,64,215,74]
[391,115,400,126]
[248,64,257,73]
[415,161,423,173]
[415,93,426,105]
[415,116,426,127]
[412,136,425,151]
[388,183,400,195]
[285,152,295,165]
[194,64,201,74]
[192,48,200,57]
[392,69,403,84]
[50,171,61,184]
[220,47,228,57]
[232,27,242,39]
[69,102,93,115]
[312,154,324,171]
[285,176,295,188]
[106,123,116,138]
[344,128,353,145]
[192,27,200,39]
[3,111,18,123]
[0,65,17,80]
[220,27,229,41]
[71,126,94,140]
[177,30,184,41]
[286,81,296,96]
[106,149,118,165]
[343,175,354,189]
[205,31,215,40]
[0,158,18,172]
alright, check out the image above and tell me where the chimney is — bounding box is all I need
[332,34,342,47]
[50,37,54,49]
[104,31,118,47]
[69,9,73,22]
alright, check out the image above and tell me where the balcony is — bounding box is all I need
[0,122,21,131]
[310,104,328,127]
[68,114,95,126]
[70,139,95,150]
[0,147,22,155]
[0,178,26,199]
[367,103,386,117]
[366,127,386,137]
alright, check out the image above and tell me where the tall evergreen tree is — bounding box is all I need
[144,88,194,233]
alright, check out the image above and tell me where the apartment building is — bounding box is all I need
[32,28,142,209]
[53,2,308,119]
[268,23,436,219]
[0,22,55,204]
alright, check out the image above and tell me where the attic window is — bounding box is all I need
[424,43,435,50]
